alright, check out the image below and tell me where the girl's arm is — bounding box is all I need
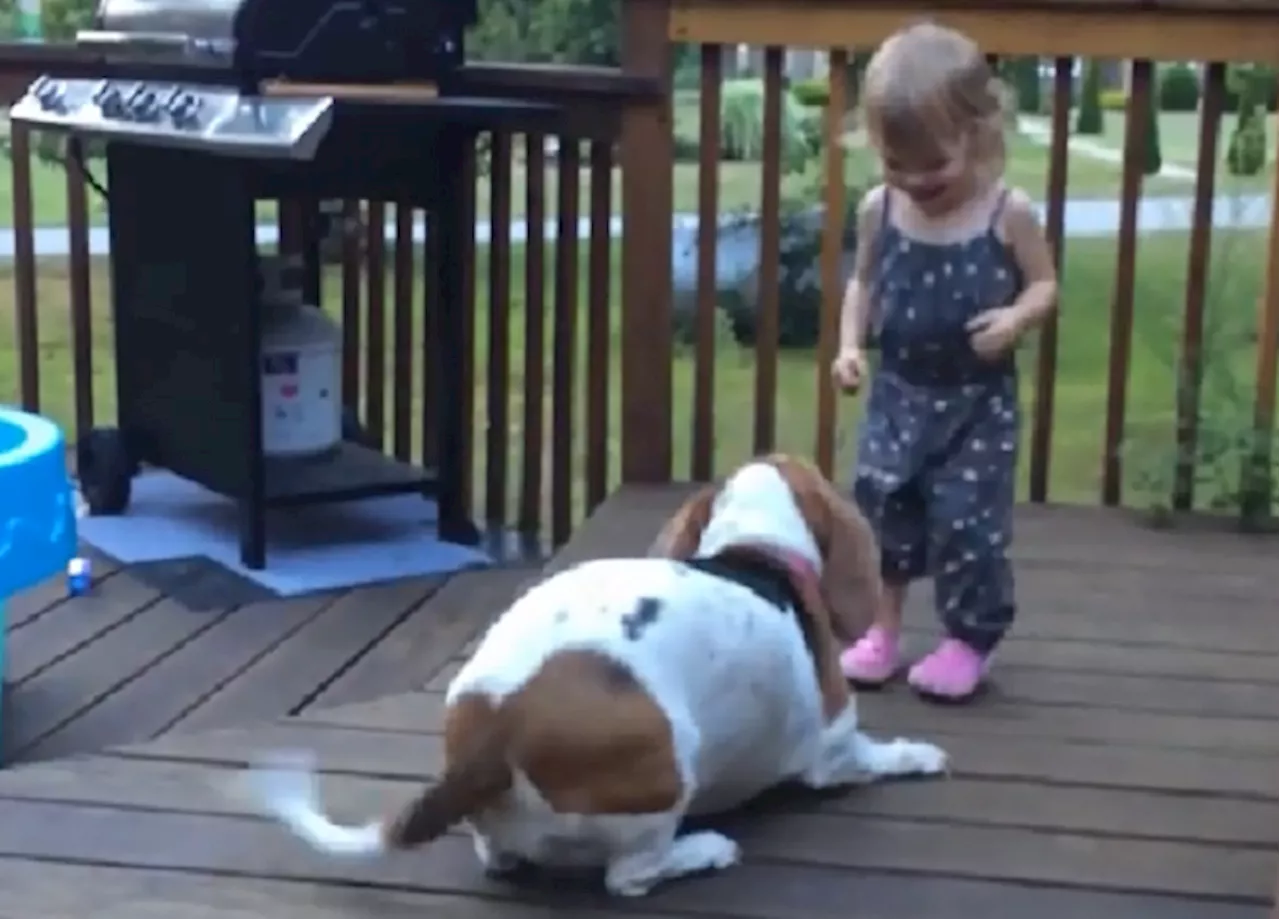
[839,185,887,351]
[1001,188,1059,333]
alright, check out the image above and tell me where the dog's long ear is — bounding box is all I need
[649,485,717,558]
[768,455,881,643]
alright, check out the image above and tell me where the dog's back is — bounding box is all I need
[447,558,823,848]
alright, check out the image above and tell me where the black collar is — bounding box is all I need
[683,553,819,664]
[683,552,806,614]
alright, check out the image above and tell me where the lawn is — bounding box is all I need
[0,227,1268,520]
[0,114,1261,229]
[1097,110,1279,173]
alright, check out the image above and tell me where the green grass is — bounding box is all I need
[1,111,1264,229]
[1085,110,1274,191]
[0,228,1268,520]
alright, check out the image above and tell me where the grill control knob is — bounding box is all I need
[131,90,162,122]
[33,78,67,112]
[97,85,126,119]
[168,93,202,128]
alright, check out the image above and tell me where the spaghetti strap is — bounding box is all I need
[987,186,1011,231]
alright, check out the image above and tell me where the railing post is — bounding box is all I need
[619,0,674,484]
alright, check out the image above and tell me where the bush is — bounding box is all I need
[1076,60,1104,135]
[671,185,865,352]
[1098,89,1128,112]
[672,131,700,163]
[1226,68,1271,177]
[1159,63,1200,112]
[1142,92,1162,176]
[721,195,862,350]
[1225,64,1278,114]
[720,79,819,172]
[791,77,829,108]
[670,81,820,169]
[1010,57,1041,114]
[1227,107,1268,176]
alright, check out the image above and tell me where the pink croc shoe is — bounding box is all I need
[839,626,901,687]
[908,639,988,702]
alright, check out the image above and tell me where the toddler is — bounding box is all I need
[831,22,1058,701]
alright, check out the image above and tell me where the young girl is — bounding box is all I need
[831,22,1058,701]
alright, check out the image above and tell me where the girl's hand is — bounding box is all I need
[831,346,869,393]
[966,307,1025,361]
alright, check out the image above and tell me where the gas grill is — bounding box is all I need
[9,0,567,572]
[11,0,479,159]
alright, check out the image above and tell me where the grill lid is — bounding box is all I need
[94,0,241,42]
[79,0,478,84]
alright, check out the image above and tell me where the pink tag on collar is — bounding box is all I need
[774,548,822,593]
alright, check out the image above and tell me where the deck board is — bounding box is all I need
[3,556,539,764]
[0,485,1274,916]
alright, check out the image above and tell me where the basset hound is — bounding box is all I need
[238,454,949,896]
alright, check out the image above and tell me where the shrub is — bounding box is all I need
[1098,89,1128,112]
[1225,63,1278,114]
[720,78,818,172]
[1142,91,1162,176]
[1223,117,1264,176]
[1076,60,1104,135]
[791,77,830,108]
[720,193,863,350]
[1227,107,1268,176]
[1226,70,1271,177]
[1159,63,1200,113]
[1010,57,1041,114]
[672,131,700,163]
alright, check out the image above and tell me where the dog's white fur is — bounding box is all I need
[238,460,949,897]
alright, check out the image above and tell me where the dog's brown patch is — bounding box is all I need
[505,649,682,815]
[384,649,681,847]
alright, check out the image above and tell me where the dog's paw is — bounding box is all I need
[679,830,742,871]
[890,738,950,776]
[604,831,742,897]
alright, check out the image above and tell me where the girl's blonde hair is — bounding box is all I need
[862,21,1007,176]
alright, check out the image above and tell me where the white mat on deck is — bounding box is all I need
[76,470,492,596]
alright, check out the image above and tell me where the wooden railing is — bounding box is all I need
[1,0,1278,552]
[616,0,1278,524]
[0,51,656,548]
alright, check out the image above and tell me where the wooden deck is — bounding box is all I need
[0,485,1276,917]
[2,547,541,764]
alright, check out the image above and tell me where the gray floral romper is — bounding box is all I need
[853,189,1021,655]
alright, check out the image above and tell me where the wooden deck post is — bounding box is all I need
[619,0,675,484]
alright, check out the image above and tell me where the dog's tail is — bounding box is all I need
[383,716,513,849]
[238,721,512,856]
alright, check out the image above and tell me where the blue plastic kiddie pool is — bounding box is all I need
[0,407,77,756]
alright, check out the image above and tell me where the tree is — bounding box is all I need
[530,0,619,66]
[1075,60,1104,135]
[40,0,96,38]
[470,0,619,66]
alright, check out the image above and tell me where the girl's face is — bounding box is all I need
[877,135,975,216]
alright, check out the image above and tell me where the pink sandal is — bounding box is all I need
[908,639,987,701]
[839,626,901,687]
